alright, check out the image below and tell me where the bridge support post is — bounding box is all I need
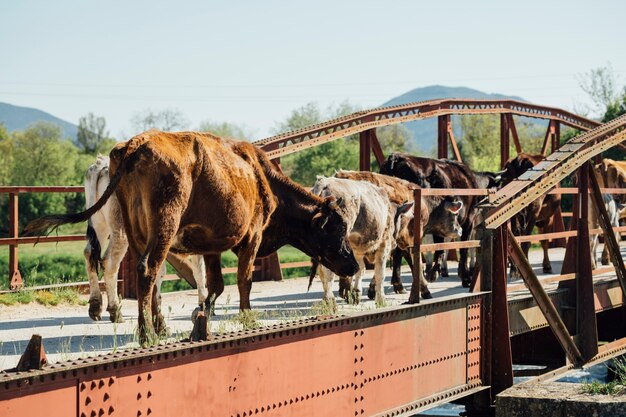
[359,130,371,171]
[575,162,598,361]
[8,192,23,290]
[438,115,449,159]
[500,114,510,169]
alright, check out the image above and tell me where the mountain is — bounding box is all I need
[381,85,525,154]
[0,102,78,140]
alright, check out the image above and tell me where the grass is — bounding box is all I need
[581,357,626,395]
[0,288,87,306]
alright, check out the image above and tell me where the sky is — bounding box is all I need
[1,0,626,140]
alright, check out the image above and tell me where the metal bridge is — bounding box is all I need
[1,99,626,417]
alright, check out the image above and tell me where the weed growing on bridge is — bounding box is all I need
[0,288,86,306]
[581,357,626,395]
[235,310,262,330]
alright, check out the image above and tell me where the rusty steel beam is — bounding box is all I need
[438,115,449,159]
[501,114,510,169]
[576,162,598,361]
[506,228,583,364]
[0,295,486,417]
[8,193,23,290]
[485,113,626,229]
[359,130,372,171]
[369,129,386,167]
[410,188,422,304]
[508,114,522,154]
[0,186,85,193]
[255,99,599,159]
[448,121,462,162]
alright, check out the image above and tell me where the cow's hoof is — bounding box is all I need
[107,307,124,324]
[601,259,610,266]
[367,286,376,300]
[88,298,102,321]
[462,279,471,288]
[393,284,406,294]
[191,306,204,323]
[403,297,419,305]
[441,269,449,278]
[426,269,438,283]
[422,291,433,299]
[543,265,553,274]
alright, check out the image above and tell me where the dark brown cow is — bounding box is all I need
[500,153,561,275]
[26,130,359,344]
[334,170,464,298]
[380,153,480,287]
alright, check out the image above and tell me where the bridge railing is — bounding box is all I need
[0,186,311,292]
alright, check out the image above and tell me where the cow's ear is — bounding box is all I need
[312,211,330,230]
[521,159,535,172]
[396,201,414,216]
[446,200,464,214]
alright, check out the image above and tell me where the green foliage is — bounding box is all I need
[197,120,252,141]
[0,288,85,306]
[131,108,188,132]
[581,379,622,395]
[275,101,366,186]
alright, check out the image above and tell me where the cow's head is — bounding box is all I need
[393,197,464,251]
[309,196,359,277]
[500,155,536,187]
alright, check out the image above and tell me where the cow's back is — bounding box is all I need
[335,170,414,205]
[313,177,393,255]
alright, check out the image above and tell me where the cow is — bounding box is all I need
[380,153,480,287]
[309,173,464,306]
[594,159,626,265]
[500,153,562,276]
[333,170,464,299]
[26,130,359,345]
[83,156,207,323]
[309,176,395,308]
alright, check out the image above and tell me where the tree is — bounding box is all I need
[376,124,409,156]
[578,64,620,117]
[76,113,116,155]
[275,102,362,186]
[9,122,82,228]
[197,120,252,141]
[130,108,188,133]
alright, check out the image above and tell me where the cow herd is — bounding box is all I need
[24,130,626,344]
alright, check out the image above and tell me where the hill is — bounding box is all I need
[0,102,77,140]
[381,85,525,154]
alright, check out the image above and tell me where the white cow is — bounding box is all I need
[310,176,395,307]
[84,156,208,322]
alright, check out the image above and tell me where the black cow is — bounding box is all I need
[380,153,480,287]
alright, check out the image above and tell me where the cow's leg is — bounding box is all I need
[350,257,366,305]
[392,249,409,294]
[151,263,167,336]
[459,224,472,287]
[190,254,211,322]
[136,212,180,346]
[441,239,449,278]
[102,229,128,323]
[372,244,393,307]
[426,235,444,282]
[84,217,108,321]
[338,276,352,300]
[540,239,552,273]
[235,230,263,311]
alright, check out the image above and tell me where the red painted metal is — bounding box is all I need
[8,193,23,290]
[410,188,422,304]
[576,162,599,361]
[360,130,372,171]
[0,297,486,417]
[369,130,385,167]
[501,114,510,169]
[508,114,522,154]
[438,115,449,159]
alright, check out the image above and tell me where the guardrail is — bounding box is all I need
[0,187,313,292]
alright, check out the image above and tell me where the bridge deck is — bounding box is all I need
[1,243,624,371]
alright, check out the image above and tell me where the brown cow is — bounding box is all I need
[334,170,464,299]
[380,153,480,287]
[26,130,359,344]
[500,153,561,275]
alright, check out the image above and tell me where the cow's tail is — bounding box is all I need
[86,220,103,275]
[24,148,136,236]
[307,258,319,292]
